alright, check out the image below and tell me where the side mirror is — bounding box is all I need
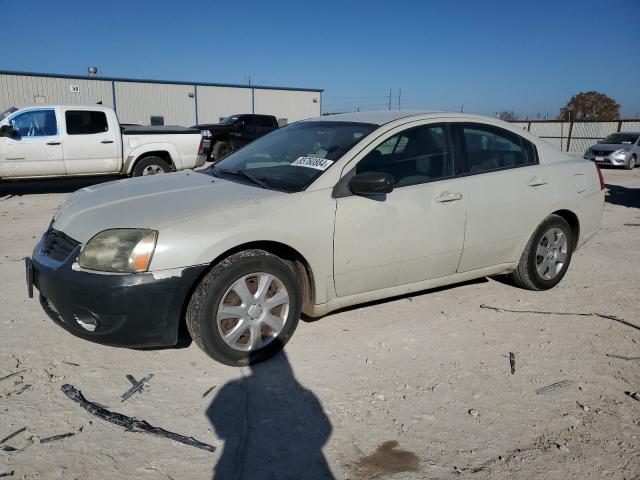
[348,172,394,196]
[0,125,15,138]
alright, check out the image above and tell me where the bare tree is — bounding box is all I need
[558,91,620,121]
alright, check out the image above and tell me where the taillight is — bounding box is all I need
[595,163,605,190]
[198,137,205,155]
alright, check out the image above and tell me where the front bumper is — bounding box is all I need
[29,239,207,348]
[584,152,627,166]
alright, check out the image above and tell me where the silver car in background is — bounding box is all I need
[584,132,640,169]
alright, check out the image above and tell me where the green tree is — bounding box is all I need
[558,91,620,121]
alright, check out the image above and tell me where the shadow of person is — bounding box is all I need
[207,352,334,480]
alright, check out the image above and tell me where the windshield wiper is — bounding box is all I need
[216,169,270,189]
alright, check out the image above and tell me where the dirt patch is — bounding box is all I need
[351,440,420,478]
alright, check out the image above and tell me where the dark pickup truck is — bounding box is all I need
[193,114,279,162]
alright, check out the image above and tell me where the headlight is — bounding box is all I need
[615,147,630,155]
[78,229,158,273]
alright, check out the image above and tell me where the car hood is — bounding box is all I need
[591,143,625,151]
[52,171,284,243]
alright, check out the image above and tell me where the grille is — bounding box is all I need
[41,229,80,262]
[592,150,615,157]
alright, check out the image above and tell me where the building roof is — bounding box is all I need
[0,70,323,93]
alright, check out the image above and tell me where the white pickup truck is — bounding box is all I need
[0,105,207,179]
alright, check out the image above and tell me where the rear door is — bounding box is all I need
[62,109,120,175]
[0,108,65,178]
[454,122,553,271]
[254,116,275,138]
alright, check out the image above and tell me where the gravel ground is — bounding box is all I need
[1,167,639,479]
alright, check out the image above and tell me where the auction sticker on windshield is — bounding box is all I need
[291,157,334,171]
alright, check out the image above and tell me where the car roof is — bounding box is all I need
[303,110,511,126]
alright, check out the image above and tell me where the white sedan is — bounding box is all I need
[28,111,605,366]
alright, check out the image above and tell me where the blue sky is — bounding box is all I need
[2,0,639,118]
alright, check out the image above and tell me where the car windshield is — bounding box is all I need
[601,133,639,145]
[205,121,378,192]
[220,115,240,124]
[0,107,18,122]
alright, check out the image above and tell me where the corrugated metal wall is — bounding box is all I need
[0,73,113,108]
[512,120,640,153]
[0,72,322,127]
[196,86,252,124]
[114,81,195,126]
[254,89,320,124]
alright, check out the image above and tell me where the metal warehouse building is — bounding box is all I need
[0,70,323,127]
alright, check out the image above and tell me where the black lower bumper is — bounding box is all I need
[31,253,207,348]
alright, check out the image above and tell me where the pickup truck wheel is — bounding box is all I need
[132,156,171,177]
[510,214,574,291]
[186,249,301,366]
[211,141,232,161]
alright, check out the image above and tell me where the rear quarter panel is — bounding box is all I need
[123,134,201,173]
[543,149,604,249]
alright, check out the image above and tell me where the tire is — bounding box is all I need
[186,249,301,366]
[625,155,636,170]
[211,140,232,162]
[510,214,574,291]
[132,156,171,177]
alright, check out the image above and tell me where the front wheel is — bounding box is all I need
[625,155,636,170]
[510,214,574,291]
[186,250,301,366]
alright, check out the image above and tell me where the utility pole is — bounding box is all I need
[398,89,402,110]
[460,105,464,113]
[387,89,392,110]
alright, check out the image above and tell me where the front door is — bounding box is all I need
[333,122,467,297]
[0,108,65,178]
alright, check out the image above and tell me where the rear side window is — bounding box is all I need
[255,116,274,127]
[65,110,108,135]
[460,123,536,174]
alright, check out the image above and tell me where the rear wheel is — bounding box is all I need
[510,214,574,291]
[132,156,171,177]
[211,140,232,162]
[625,155,636,170]
[186,250,301,366]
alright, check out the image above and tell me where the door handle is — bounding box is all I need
[528,177,547,187]
[46,141,61,145]
[435,192,463,203]
[100,140,114,144]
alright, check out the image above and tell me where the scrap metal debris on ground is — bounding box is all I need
[0,369,26,382]
[535,380,573,395]
[509,352,516,375]
[480,304,640,332]
[202,386,216,398]
[606,354,640,362]
[626,391,640,402]
[39,433,75,444]
[61,384,215,452]
[121,374,154,402]
[1,427,26,445]
[0,471,14,478]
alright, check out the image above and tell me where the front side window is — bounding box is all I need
[65,110,108,135]
[10,109,57,137]
[207,121,377,192]
[355,124,453,187]
[460,124,534,174]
